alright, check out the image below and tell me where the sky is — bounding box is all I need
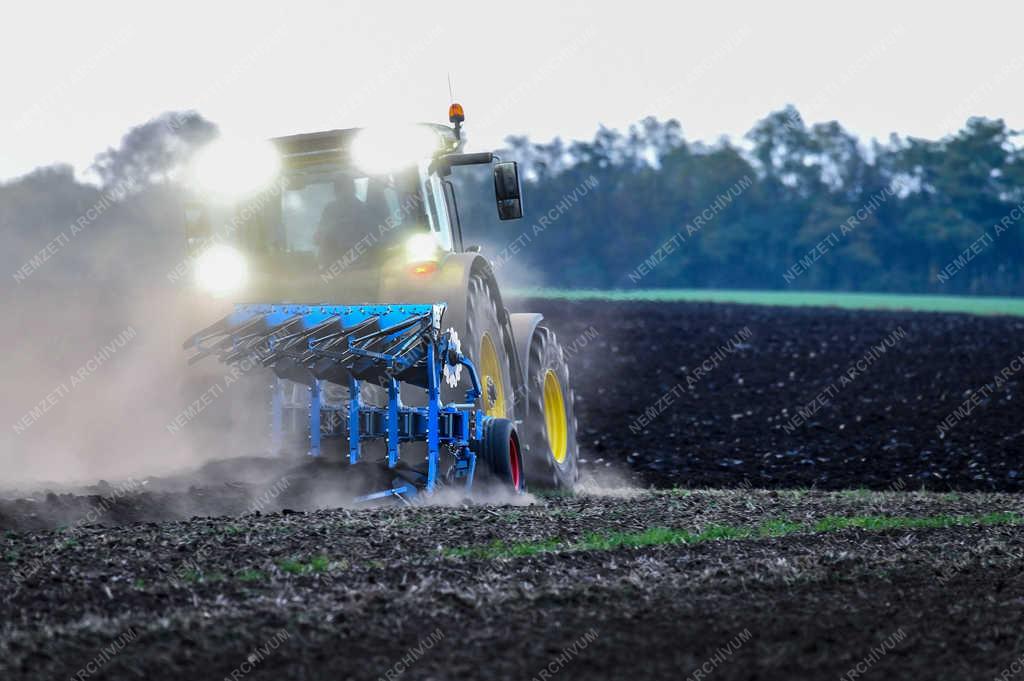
[2,0,1023,182]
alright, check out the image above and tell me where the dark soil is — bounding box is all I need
[3,299,1023,680]
[520,298,1024,492]
[1,490,1022,681]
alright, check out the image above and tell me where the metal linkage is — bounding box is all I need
[185,302,487,502]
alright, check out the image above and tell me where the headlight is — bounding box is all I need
[405,233,440,262]
[351,126,441,176]
[195,244,248,296]
[191,137,280,198]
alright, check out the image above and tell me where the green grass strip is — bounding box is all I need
[277,555,332,575]
[445,512,1023,560]
[508,287,1024,317]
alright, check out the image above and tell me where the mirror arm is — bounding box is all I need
[429,152,495,176]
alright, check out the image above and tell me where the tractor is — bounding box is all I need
[181,105,579,501]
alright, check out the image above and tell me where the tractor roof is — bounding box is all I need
[270,124,461,161]
[270,128,360,157]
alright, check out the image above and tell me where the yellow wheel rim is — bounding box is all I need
[479,333,506,417]
[543,370,568,464]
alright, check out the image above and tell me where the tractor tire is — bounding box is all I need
[463,272,515,420]
[477,417,525,493]
[522,325,579,490]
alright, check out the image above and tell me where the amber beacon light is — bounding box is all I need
[449,102,465,140]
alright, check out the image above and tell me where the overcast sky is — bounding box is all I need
[2,0,1022,182]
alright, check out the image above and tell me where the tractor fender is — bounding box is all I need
[508,312,544,408]
[379,251,485,338]
[409,252,528,418]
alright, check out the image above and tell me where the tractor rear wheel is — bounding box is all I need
[523,325,579,489]
[464,273,514,419]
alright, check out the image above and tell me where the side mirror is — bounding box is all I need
[493,162,523,220]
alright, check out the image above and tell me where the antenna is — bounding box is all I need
[447,73,455,103]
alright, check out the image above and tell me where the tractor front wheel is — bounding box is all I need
[523,325,579,490]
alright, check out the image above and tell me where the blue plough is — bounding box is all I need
[185,303,500,502]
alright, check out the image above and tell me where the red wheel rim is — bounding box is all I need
[509,433,522,490]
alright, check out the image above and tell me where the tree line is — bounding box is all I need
[3,108,1021,297]
[455,107,1024,296]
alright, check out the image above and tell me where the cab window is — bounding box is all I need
[420,167,453,251]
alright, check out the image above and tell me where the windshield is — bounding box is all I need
[278,167,428,269]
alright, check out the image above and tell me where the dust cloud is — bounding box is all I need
[0,111,275,490]
[0,111,591,506]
